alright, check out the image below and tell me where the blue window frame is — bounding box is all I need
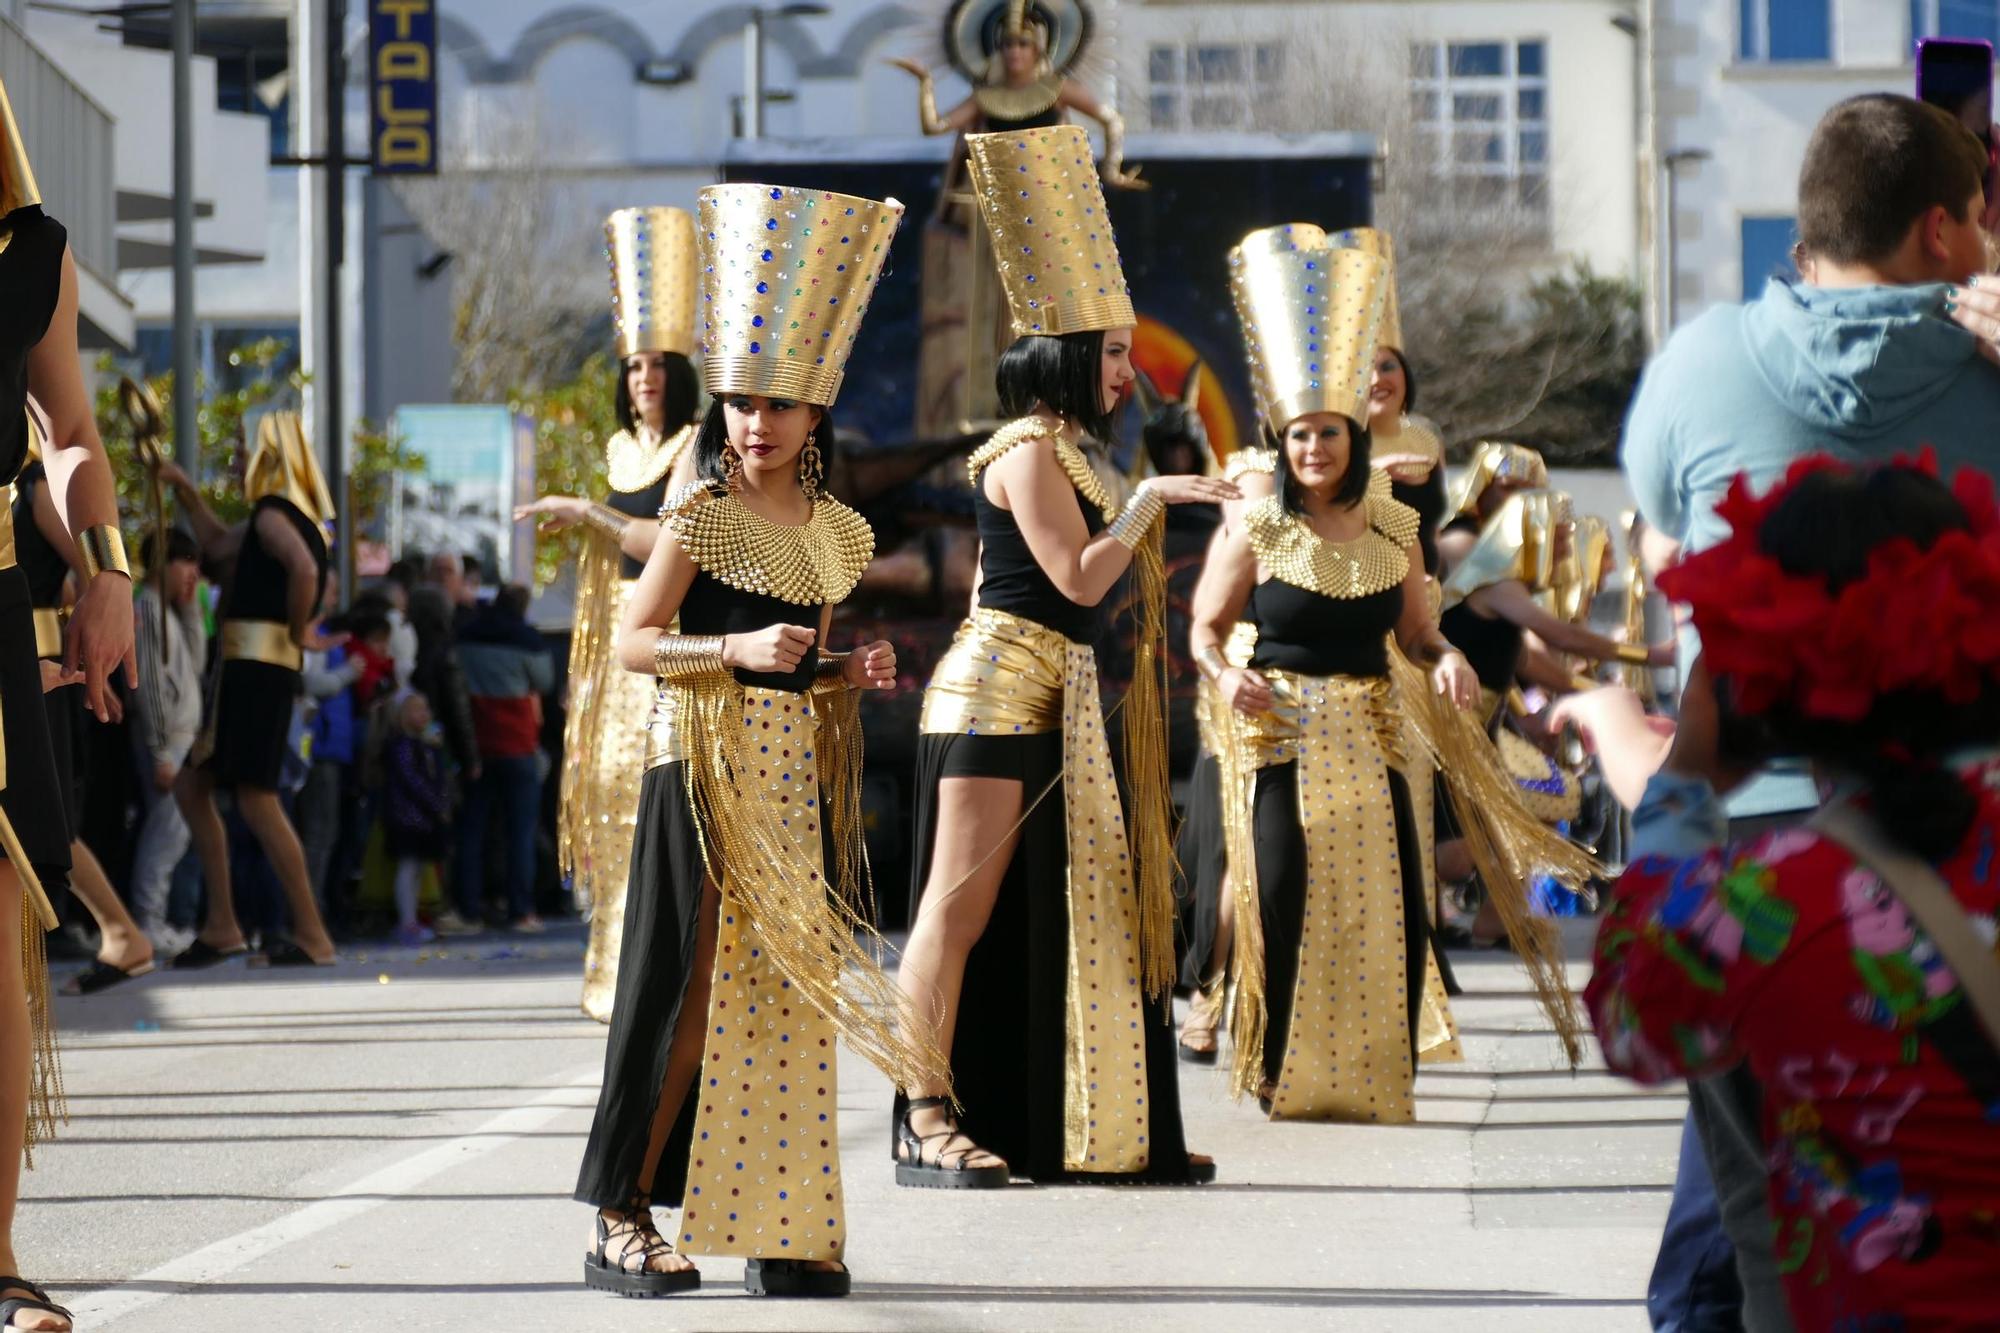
[1740,0,1831,62]
[1913,0,2000,45]
[1741,217,1798,300]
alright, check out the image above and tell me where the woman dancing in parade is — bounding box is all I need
[1188,230,1478,1121]
[574,183,947,1299]
[1,70,135,1332]
[516,207,702,1022]
[894,124,1233,1187]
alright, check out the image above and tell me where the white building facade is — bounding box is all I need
[1649,0,1995,336]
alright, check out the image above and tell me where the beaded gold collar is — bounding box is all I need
[974,74,1063,122]
[967,415,1112,518]
[606,423,696,494]
[1244,475,1417,600]
[1224,446,1277,484]
[663,481,874,607]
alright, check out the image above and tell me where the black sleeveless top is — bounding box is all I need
[1439,602,1524,693]
[0,209,66,486]
[1390,467,1447,577]
[10,464,69,609]
[679,570,820,694]
[226,495,329,626]
[1248,579,1401,679]
[973,474,1105,645]
[608,479,668,580]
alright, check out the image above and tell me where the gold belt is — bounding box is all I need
[918,606,1067,736]
[1231,670,1402,772]
[221,619,303,671]
[642,678,690,771]
[32,608,61,659]
[0,484,13,569]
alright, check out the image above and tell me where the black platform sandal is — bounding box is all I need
[582,1205,700,1298]
[0,1277,70,1331]
[894,1095,1011,1189]
[744,1257,851,1298]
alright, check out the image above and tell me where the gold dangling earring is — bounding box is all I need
[722,447,743,491]
[799,440,823,502]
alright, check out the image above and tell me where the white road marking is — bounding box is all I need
[67,1066,601,1327]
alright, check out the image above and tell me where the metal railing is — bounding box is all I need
[0,15,115,282]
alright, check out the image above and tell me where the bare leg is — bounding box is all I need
[1180,870,1234,1055]
[236,788,334,962]
[895,774,1024,1165]
[63,842,151,973]
[0,866,70,1331]
[173,765,244,952]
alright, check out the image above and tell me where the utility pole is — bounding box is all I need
[326,0,350,599]
[743,9,766,140]
[170,0,196,470]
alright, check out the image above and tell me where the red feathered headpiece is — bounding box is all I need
[1657,450,2000,722]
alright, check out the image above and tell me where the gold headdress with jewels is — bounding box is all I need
[605,207,698,360]
[1442,487,1573,608]
[966,124,1134,338]
[696,183,904,408]
[245,411,336,526]
[1445,441,1549,523]
[1228,223,1390,429]
[1,70,41,223]
[1329,227,1402,352]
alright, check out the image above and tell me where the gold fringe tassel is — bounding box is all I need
[21,887,59,1165]
[556,529,620,909]
[1395,649,1592,1067]
[1120,523,1179,1000]
[1213,695,1268,1101]
[675,682,954,1095]
[815,684,875,925]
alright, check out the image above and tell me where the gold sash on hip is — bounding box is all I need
[220,619,303,671]
[920,606,1157,1174]
[31,608,60,660]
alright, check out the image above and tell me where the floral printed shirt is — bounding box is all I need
[1587,766,2000,1330]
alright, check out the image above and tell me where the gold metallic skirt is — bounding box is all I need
[919,606,1161,1174]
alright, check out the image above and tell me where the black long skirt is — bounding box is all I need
[42,677,87,832]
[573,762,707,1210]
[905,730,1201,1183]
[207,658,300,792]
[0,571,70,885]
[1255,760,1428,1089]
[1174,750,1226,992]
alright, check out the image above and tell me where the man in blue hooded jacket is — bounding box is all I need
[1621,93,1999,1333]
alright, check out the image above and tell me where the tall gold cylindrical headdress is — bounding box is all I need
[0,72,42,220]
[695,184,904,408]
[1445,441,1549,522]
[246,411,336,526]
[966,124,1134,339]
[604,207,698,360]
[1228,224,1390,429]
[1330,227,1401,351]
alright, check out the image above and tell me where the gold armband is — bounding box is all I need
[78,524,132,581]
[652,633,727,681]
[1195,645,1229,683]
[812,650,851,694]
[1108,486,1166,550]
[1613,642,1651,667]
[585,504,632,541]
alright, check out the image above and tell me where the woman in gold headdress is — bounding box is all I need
[574,183,945,1300]
[2,67,137,1332]
[1189,231,1484,1122]
[891,0,1141,186]
[895,124,1235,1186]
[514,208,701,1022]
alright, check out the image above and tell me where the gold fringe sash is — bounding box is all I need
[1218,671,1417,1120]
[558,532,662,1020]
[678,681,951,1094]
[1121,521,1178,999]
[917,607,1158,1174]
[1397,651,1590,1067]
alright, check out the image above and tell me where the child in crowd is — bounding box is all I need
[382,691,451,947]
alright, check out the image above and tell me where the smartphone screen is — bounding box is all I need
[1918,37,1995,150]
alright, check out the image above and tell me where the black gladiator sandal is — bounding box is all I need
[893,1095,1012,1189]
[0,1278,69,1331]
[744,1257,852,1298]
[582,1199,701,1297]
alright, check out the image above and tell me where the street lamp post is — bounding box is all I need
[741,3,830,141]
[1662,147,1711,332]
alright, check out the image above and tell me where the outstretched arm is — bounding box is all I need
[1059,79,1145,189]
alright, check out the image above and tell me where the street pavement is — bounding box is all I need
[27,921,1677,1332]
